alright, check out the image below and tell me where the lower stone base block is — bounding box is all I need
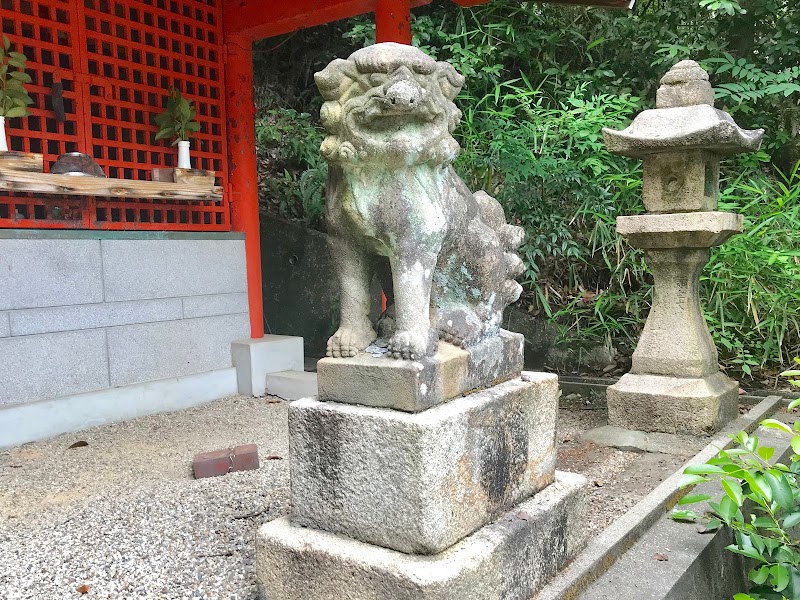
[290,373,559,555]
[607,371,739,435]
[256,471,588,600]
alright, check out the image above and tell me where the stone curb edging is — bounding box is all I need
[558,374,800,401]
[532,394,784,600]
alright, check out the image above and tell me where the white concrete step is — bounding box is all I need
[232,335,305,396]
[265,370,318,401]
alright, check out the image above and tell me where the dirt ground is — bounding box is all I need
[554,391,701,537]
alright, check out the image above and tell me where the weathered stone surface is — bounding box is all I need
[626,248,719,378]
[617,212,742,248]
[602,104,763,158]
[102,238,247,301]
[257,471,588,600]
[231,334,305,397]
[607,372,739,435]
[317,330,523,412]
[182,292,248,318]
[317,42,524,361]
[0,367,238,450]
[0,329,110,405]
[265,370,318,401]
[641,150,719,213]
[8,298,183,336]
[655,59,715,108]
[289,372,558,554]
[581,425,707,457]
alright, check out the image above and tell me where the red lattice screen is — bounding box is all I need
[0,0,230,230]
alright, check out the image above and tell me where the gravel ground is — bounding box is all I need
[0,396,289,600]
[0,391,695,599]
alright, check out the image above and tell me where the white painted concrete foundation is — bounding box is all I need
[0,368,239,450]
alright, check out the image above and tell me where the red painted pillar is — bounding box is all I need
[225,35,265,338]
[376,0,410,311]
[376,0,412,44]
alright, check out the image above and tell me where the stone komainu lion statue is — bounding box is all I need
[316,43,525,360]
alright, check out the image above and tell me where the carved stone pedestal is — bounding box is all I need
[256,355,588,599]
[607,216,741,434]
[317,331,524,412]
[607,371,739,435]
[256,471,587,600]
[289,373,558,554]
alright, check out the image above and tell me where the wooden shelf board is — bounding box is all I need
[0,169,223,202]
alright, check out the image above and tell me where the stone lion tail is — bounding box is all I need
[472,191,526,305]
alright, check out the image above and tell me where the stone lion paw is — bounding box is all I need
[388,330,430,360]
[437,308,481,349]
[327,325,376,358]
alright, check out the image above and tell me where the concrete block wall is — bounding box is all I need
[0,230,250,408]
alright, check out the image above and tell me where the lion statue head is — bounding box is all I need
[314,43,466,168]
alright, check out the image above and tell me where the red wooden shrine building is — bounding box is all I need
[0,0,628,447]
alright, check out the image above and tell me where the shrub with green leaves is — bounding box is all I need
[673,406,800,600]
[0,34,33,119]
[253,0,800,377]
[782,358,800,388]
[254,101,326,228]
[705,161,800,375]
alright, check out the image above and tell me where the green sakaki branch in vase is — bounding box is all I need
[0,34,34,152]
[153,86,201,169]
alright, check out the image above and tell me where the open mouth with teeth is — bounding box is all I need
[358,95,440,128]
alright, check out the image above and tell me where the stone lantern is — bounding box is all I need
[602,60,763,435]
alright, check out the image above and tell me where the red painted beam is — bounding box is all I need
[223,0,431,43]
[376,0,412,43]
[225,36,265,339]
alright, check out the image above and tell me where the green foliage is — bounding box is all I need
[452,72,650,346]
[697,0,746,15]
[0,35,34,119]
[704,162,800,375]
[783,358,800,388]
[703,55,800,110]
[254,99,326,227]
[153,87,201,145]
[253,0,800,376]
[673,407,800,599]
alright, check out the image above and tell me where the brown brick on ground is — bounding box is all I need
[193,444,259,479]
[231,444,260,472]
